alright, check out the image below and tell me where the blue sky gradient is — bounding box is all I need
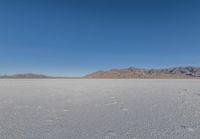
[0,0,200,76]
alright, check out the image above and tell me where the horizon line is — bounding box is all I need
[1,65,200,77]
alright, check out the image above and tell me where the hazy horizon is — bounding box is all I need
[1,0,200,76]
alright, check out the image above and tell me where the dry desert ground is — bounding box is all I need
[0,79,200,139]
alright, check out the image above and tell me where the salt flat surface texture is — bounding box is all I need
[0,79,200,139]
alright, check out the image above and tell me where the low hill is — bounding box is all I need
[0,73,51,79]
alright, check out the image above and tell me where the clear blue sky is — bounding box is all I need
[0,0,200,76]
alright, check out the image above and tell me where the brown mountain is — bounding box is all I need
[85,67,200,79]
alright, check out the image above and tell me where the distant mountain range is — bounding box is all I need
[1,67,200,79]
[0,73,78,79]
[85,67,200,79]
[0,73,51,79]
